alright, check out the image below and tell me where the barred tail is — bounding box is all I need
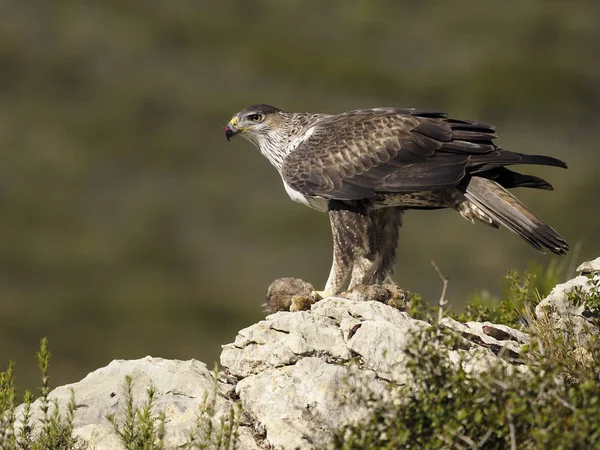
[464,177,569,255]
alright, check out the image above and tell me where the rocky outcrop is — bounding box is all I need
[11,258,600,449]
[221,298,526,449]
[11,301,528,450]
[535,257,600,336]
[13,357,258,450]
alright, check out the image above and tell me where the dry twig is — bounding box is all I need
[431,260,449,323]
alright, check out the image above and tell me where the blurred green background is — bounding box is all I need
[0,0,598,392]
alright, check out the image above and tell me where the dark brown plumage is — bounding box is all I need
[279,108,568,256]
[282,109,565,200]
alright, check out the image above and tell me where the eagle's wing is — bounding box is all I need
[281,109,564,200]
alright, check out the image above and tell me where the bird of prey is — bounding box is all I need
[223,105,568,298]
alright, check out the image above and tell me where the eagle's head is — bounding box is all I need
[223,104,284,144]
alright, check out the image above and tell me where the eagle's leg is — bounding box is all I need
[348,207,403,289]
[369,207,404,285]
[347,211,378,290]
[315,200,370,298]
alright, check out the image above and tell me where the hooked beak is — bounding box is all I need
[223,117,240,142]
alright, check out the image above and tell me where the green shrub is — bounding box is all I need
[456,262,565,327]
[334,268,600,449]
[107,376,166,450]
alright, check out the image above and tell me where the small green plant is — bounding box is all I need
[0,362,17,448]
[568,274,600,321]
[405,291,437,322]
[456,263,563,327]
[183,366,240,450]
[107,376,166,450]
[35,339,78,450]
[106,365,240,450]
[0,338,81,450]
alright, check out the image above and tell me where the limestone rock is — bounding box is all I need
[235,357,388,449]
[222,298,427,383]
[577,257,600,275]
[535,268,600,345]
[220,297,528,449]
[220,304,353,379]
[440,317,528,358]
[13,357,257,450]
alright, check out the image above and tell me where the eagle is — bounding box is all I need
[223,105,568,298]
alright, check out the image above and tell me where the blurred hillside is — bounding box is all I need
[0,0,598,391]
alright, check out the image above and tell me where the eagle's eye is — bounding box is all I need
[248,114,263,123]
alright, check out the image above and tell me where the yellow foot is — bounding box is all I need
[310,289,335,301]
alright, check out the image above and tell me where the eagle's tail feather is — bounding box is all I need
[464,177,569,255]
[478,167,555,191]
[517,153,568,169]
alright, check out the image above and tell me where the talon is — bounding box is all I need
[311,289,334,301]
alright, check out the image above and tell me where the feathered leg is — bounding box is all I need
[369,207,404,285]
[348,207,403,288]
[318,201,369,297]
[318,202,404,298]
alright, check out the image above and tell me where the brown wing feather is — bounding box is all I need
[281,109,564,200]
